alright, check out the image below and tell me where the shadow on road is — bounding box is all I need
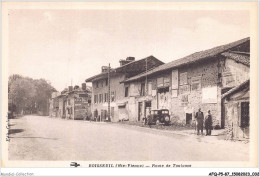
[9,136,59,140]
[8,129,24,135]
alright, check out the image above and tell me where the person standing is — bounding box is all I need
[195,108,204,135]
[205,110,213,136]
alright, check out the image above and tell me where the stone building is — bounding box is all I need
[222,80,250,140]
[85,56,164,122]
[121,37,250,127]
[50,84,92,120]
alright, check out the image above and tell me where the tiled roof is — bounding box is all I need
[221,52,250,66]
[85,55,164,82]
[221,79,250,99]
[122,37,249,83]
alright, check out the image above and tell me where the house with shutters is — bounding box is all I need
[121,37,250,128]
[85,56,164,122]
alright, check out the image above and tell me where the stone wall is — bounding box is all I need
[169,59,221,126]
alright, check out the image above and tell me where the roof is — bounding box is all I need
[85,55,164,82]
[122,37,249,83]
[221,52,250,66]
[221,79,250,99]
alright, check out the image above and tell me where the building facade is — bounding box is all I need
[85,56,164,122]
[222,80,250,140]
[49,84,92,120]
[122,38,250,128]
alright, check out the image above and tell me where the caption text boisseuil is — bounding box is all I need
[88,163,192,168]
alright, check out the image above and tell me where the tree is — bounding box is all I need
[9,77,36,114]
[8,74,57,116]
[33,79,56,114]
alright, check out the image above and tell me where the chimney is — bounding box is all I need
[119,57,135,66]
[82,83,86,90]
[68,86,73,92]
[74,85,79,90]
[102,66,109,73]
[126,57,135,62]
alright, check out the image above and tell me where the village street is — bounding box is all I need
[8,115,249,161]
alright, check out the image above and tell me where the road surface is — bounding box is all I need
[8,115,249,161]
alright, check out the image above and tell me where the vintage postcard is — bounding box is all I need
[1,1,259,175]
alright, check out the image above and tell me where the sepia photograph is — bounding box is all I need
[1,1,258,173]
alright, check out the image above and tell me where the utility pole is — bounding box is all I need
[145,57,148,96]
[145,57,148,118]
[108,63,111,122]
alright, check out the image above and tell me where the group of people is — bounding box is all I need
[195,108,213,136]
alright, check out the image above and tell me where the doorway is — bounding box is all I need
[145,101,151,118]
[186,113,192,125]
[138,102,143,121]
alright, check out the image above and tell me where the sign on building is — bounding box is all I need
[164,77,170,87]
[191,76,201,91]
[202,86,217,103]
[179,85,190,95]
[179,72,188,85]
[222,71,236,87]
[171,89,178,98]
[171,69,178,89]
[178,94,188,107]
[157,77,164,87]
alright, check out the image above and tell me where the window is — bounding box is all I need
[101,81,103,87]
[111,91,116,102]
[99,94,103,103]
[240,102,249,127]
[94,95,98,104]
[125,87,129,97]
[104,93,108,102]
[140,83,145,96]
[96,81,99,88]
[105,79,108,86]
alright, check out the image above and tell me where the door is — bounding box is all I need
[145,101,151,118]
[240,102,249,127]
[138,102,143,121]
[186,113,192,125]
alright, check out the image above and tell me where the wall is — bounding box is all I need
[126,59,221,126]
[124,56,250,127]
[222,58,250,88]
[224,85,249,140]
[169,59,221,126]
[91,73,126,122]
[66,94,75,119]
[58,98,63,118]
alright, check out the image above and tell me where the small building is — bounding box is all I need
[85,56,164,122]
[222,80,250,140]
[121,37,250,127]
[65,84,92,120]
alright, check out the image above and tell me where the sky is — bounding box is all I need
[8,10,249,91]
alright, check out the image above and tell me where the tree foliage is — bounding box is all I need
[8,75,57,114]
